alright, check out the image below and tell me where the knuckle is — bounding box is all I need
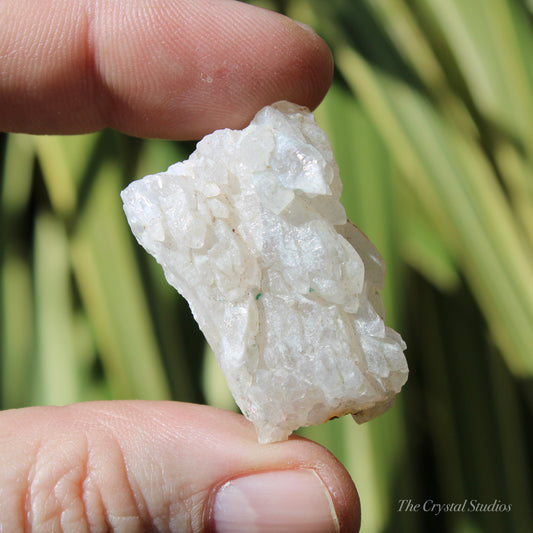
[24,423,186,532]
[11,406,201,532]
[26,432,92,532]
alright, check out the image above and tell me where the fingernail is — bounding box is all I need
[212,469,340,533]
[293,20,318,36]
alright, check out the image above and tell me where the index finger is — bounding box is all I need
[0,0,333,139]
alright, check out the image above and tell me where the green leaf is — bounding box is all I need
[72,159,171,400]
[34,212,79,404]
[335,44,533,375]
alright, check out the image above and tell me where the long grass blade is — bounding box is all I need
[1,253,34,408]
[1,134,36,408]
[34,212,79,405]
[334,44,533,375]
[72,158,171,400]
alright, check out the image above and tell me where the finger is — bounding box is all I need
[0,401,360,532]
[0,0,333,139]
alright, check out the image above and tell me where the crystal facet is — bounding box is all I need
[121,101,408,443]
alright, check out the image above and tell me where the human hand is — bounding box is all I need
[0,402,359,531]
[0,0,333,139]
[0,1,360,531]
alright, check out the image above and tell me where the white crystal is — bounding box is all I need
[121,101,408,443]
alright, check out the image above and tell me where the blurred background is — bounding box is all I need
[1,0,533,531]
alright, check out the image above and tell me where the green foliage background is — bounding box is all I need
[1,1,533,531]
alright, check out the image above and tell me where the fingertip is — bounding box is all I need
[279,16,335,111]
[316,452,361,533]
[96,1,334,139]
[143,403,360,532]
[282,435,361,533]
[170,6,334,138]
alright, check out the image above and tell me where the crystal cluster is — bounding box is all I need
[121,101,408,443]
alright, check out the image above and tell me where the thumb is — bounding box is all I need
[0,401,360,532]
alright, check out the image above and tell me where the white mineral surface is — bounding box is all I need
[121,101,408,443]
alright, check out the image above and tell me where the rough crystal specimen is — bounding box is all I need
[121,101,408,443]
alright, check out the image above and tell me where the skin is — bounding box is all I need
[0,0,333,138]
[0,1,360,531]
